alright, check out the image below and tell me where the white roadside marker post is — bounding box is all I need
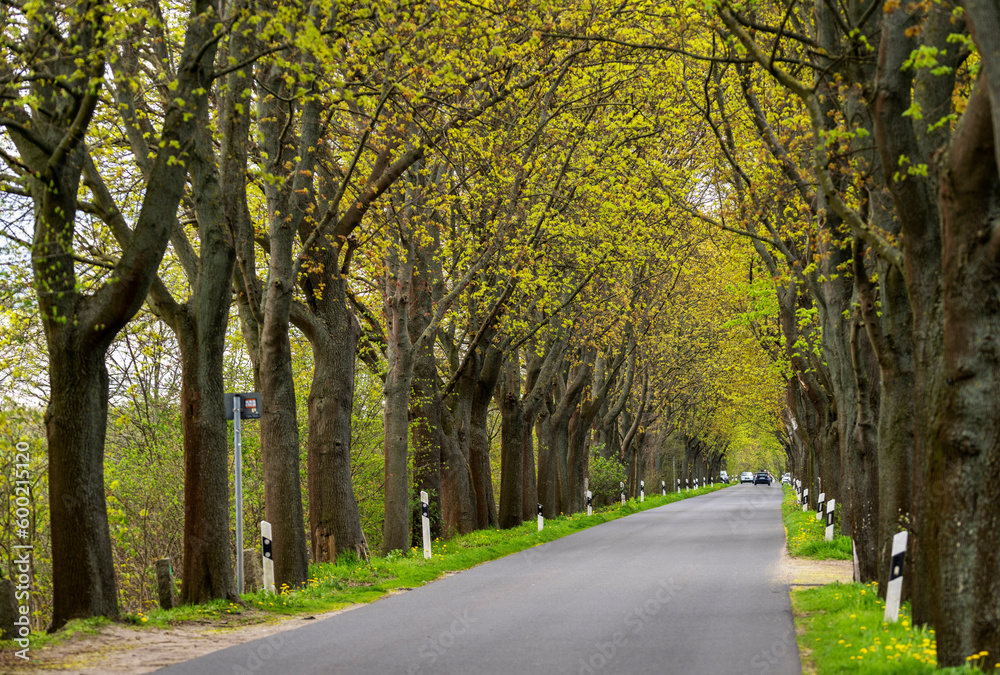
[676,478,680,493]
[420,490,431,560]
[620,481,625,506]
[261,520,275,595]
[825,499,836,541]
[884,531,908,622]
[661,480,666,496]
[816,492,826,521]
[586,491,592,516]
[852,538,861,583]
[537,503,544,532]
[685,477,689,493]
[802,488,809,512]
[640,480,644,503]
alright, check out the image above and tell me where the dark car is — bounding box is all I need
[753,471,771,486]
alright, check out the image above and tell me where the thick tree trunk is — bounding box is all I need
[521,405,540,522]
[920,81,1000,664]
[177,321,238,604]
[535,400,556,518]
[177,51,245,602]
[469,348,501,528]
[382,242,416,555]
[258,290,310,588]
[304,301,370,562]
[848,308,880,583]
[498,356,524,529]
[440,402,478,537]
[408,228,444,541]
[46,349,119,629]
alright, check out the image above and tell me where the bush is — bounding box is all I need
[589,449,628,506]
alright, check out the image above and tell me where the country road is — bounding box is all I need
[155,484,799,675]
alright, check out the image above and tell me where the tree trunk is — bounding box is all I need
[498,356,524,529]
[382,241,416,554]
[46,349,120,628]
[535,399,556,518]
[303,295,370,562]
[177,318,238,604]
[469,347,502,528]
[258,289,310,588]
[848,304,879,583]
[440,399,478,537]
[408,226,444,541]
[919,78,1000,664]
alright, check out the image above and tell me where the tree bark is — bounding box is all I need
[382,239,416,554]
[498,355,524,529]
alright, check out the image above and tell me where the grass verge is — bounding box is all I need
[784,488,987,673]
[3,483,728,654]
[782,485,852,560]
[793,582,988,673]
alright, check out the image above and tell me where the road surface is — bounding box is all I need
[156,484,799,675]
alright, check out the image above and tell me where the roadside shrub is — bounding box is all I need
[589,449,628,506]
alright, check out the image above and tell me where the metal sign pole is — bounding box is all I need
[234,395,244,595]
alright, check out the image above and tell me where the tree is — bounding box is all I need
[0,0,221,626]
[715,0,1000,662]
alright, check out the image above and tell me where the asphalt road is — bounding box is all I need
[156,484,800,675]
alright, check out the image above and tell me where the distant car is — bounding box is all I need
[740,472,754,484]
[754,471,771,486]
[781,473,791,485]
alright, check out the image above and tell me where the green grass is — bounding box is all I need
[782,485,852,560]
[2,483,729,652]
[793,582,988,673]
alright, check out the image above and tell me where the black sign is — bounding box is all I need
[262,536,273,560]
[421,502,429,519]
[826,510,835,527]
[537,503,543,517]
[889,551,905,581]
[225,392,262,420]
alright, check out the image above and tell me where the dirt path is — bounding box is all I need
[0,606,360,674]
[0,551,854,674]
[782,546,854,588]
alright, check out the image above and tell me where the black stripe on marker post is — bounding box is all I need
[889,552,905,581]
[826,510,834,527]
[262,537,273,560]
